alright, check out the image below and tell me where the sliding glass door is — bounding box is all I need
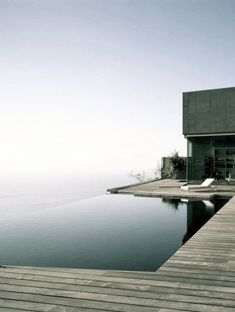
[214,148,235,179]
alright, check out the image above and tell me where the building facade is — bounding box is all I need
[183,87,235,181]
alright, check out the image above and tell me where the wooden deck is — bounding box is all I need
[107,179,235,199]
[0,197,235,311]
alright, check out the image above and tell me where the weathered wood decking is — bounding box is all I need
[0,196,235,311]
[107,179,235,199]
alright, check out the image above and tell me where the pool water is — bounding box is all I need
[0,194,228,271]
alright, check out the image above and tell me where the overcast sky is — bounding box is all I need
[1,0,235,177]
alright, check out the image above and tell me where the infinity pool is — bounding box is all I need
[0,194,228,271]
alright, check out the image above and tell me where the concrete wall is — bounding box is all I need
[183,87,235,135]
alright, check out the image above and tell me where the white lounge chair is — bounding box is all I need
[202,200,215,209]
[180,178,215,192]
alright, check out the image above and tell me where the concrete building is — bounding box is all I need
[183,87,235,182]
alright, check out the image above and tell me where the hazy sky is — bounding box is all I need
[1,0,235,177]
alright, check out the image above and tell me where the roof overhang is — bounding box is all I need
[184,132,235,138]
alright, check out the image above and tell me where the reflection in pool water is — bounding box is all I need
[0,194,228,271]
[161,197,228,244]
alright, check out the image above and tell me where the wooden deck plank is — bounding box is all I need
[0,282,234,309]
[0,275,235,304]
[159,266,235,277]
[0,298,57,312]
[1,274,235,301]
[0,308,35,312]
[2,266,235,284]
[0,276,234,301]
[0,298,110,312]
[1,267,235,290]
[0,291,179,312]
[0,289,234,312]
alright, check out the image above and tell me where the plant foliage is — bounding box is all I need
[161,151,186,179]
